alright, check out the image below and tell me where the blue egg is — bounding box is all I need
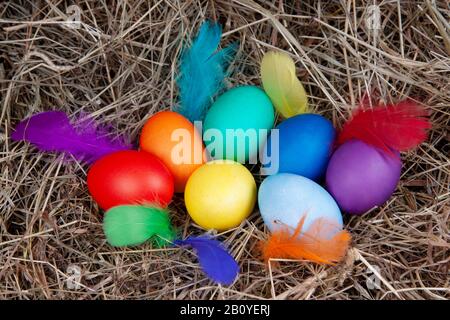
[258,173,343,237]
[261,114,335,180]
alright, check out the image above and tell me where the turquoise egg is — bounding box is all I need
[203,86,275,162]
[258,173,343,238]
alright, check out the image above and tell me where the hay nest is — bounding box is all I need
[0,0,449,300]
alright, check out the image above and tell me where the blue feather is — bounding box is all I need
[175,21,237,122]
[175,236,239,285]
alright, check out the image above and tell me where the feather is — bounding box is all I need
[175,236,239,285]
[11,111,131,163]
[260,51,309,118]
[103,205,176,247]
[175,21,237,122]
[260,216,351,265]
[338,100,431,154]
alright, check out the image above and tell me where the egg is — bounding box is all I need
[258,173,343,237]
[140,111,206,192]
[184,160,257,231]
[326,139,402,215]
[261,114,335,180]
[203,86,275,163]
[87,150,174,210]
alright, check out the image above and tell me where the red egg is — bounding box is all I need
[87,150,174,210]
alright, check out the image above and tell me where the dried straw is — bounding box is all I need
[0,0,449,299]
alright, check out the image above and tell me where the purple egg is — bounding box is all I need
[326,139,402,215]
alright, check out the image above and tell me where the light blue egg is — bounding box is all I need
[258,173,343,237]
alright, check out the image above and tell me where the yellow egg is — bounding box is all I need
[185,160,257,231]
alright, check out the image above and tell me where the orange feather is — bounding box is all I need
[260,216,351,265]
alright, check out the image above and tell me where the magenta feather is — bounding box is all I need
[175,236,239,285]
[11,111,132,163]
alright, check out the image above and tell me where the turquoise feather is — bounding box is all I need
[175,21,237,122]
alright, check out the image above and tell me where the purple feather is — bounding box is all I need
[175,236,239,285]
[11,111,132,163]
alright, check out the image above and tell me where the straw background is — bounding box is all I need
[0,0,449,299]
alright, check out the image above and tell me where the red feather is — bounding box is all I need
[338,100,431,154]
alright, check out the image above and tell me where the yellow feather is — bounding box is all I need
[260,51,309,118]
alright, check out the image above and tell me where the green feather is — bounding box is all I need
[103,205,176,247]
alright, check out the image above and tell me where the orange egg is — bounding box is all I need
[140,111,206,192]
